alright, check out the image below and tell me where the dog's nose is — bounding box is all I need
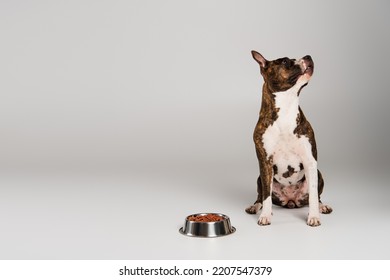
[303,55,312,61]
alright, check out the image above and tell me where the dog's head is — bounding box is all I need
[251,51,314,93]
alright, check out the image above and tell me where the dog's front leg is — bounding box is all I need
[300,143,321,226]
[258,159,274,226]
[306,165,321,226]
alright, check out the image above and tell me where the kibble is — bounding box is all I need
[188,214,224,222]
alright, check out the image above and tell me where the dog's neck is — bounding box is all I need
[274,88,300,112]
[260,83,300,127]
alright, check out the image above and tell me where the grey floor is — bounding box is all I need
[1,162,389,260]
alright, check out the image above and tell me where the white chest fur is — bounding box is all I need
[262,87,311,186]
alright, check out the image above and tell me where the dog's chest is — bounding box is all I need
[262,92,308,185]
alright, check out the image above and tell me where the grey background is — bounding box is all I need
[1,0,389,259]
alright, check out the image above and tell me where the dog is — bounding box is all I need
[245,51,332,226]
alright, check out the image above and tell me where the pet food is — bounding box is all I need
[188,214,224,222]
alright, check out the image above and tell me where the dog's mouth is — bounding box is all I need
[301,55,314,76]
[303,63,314,75]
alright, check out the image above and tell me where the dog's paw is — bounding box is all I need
[320,204,333,214]
[258,215,271,226]
[245,203,262,214]
[245,206,257,214]
[307,216,321,227]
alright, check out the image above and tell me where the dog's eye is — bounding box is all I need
[282,59,288,65]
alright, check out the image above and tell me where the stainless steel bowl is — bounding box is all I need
[179,213,236,238]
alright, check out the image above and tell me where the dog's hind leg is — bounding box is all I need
[245,176,263,214]
[317,170,333,214]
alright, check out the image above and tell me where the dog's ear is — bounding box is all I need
[251,50,268,68]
